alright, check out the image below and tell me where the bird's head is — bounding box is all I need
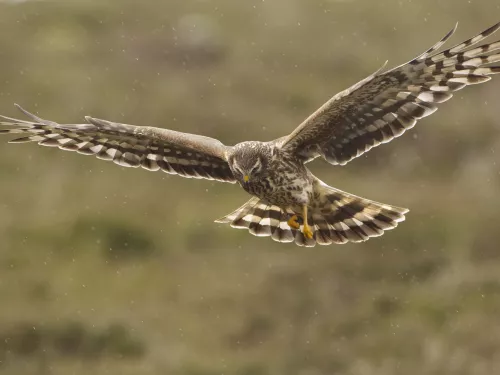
[227,142,274,185]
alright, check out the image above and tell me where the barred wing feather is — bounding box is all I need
[281,22,500,165]
[0,105,236,183]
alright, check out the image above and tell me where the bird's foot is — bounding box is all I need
[287,214,301,230]
[303,224,313,239]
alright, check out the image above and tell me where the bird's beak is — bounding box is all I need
[243,175,249,183]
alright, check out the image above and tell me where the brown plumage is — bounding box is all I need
[1,21,499,247]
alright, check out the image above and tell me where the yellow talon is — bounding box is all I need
[302,205,313,240]
[303,224,313,239]
[287,214,301,230]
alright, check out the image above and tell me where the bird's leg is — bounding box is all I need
[287,214,301,230]
[302,205,313,239]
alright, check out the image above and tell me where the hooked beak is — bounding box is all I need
[243,175,249,183]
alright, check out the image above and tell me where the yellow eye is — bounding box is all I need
[243,175,249,182]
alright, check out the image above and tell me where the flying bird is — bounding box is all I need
[1,22,500,247]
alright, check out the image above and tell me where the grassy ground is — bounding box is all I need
[1,0,500,374]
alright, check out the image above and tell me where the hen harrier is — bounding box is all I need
[1,22,500,247]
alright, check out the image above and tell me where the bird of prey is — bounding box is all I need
[1,22,500,247]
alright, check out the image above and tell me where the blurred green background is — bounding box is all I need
[0,0,500,374]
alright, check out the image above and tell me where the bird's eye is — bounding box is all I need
[248,158,262,175]
[249,164,260,175]
[231,159,243,176]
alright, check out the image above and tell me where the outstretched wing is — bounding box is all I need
[279,22,500,165]
[0,105,236,183]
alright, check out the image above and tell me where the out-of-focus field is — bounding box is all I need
[0,1,499,374]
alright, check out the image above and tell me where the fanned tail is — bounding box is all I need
[215,183,408,247]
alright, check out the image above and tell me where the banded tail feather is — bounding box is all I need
[215,184,408,247]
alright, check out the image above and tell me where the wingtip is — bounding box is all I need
[483,20,500,37]
[13,103,35,118]
[85,116,110,127]
[444,22,458,40]
[13,103,38,118]
[375,60,389,74]
[14,103,25,113]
